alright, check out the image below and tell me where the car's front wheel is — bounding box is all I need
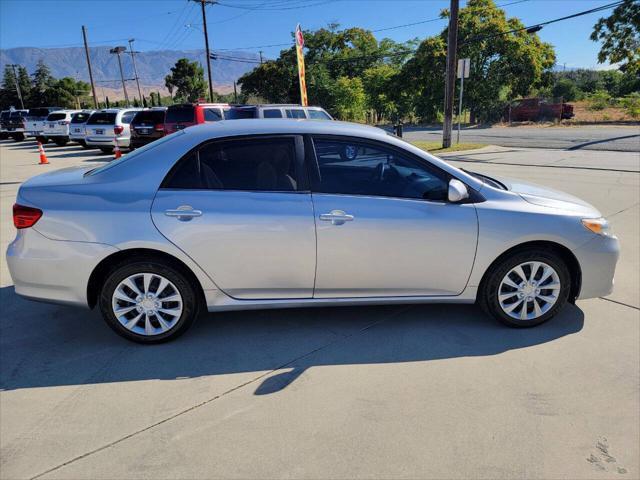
[479,248,570,327]
[99,259,200,343]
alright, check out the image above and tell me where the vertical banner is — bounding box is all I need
[295,24,308,106]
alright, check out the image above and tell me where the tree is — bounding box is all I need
[591,0,640,74]
[44,77,90,108]
[332,77,367,121]
[164,59,207,102]
[552,78,579,101]
[29,60,55,106]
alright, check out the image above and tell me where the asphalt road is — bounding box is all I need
[402,124,640,152]
[0,139,638,479]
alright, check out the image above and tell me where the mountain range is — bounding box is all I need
[0,46,261,98]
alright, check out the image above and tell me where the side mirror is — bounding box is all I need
[448,179,469,203]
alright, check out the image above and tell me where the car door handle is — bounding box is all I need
[165,205,202,221]
[319,210,354,225]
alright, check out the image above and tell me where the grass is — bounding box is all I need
[411,141,487,153]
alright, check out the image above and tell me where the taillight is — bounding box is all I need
[114,125,124,135]
[154,123,164,132]
[13,204,42,229]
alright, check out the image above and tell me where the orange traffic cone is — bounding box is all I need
[38,141,49,165]
[113,141,122,160]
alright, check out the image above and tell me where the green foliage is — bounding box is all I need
[586,90,612,111]
[164,58,207,103]
[552,78,579,101]
[620,92,640,118]
[29,60,55,106]
[332,76,367,121]
[590,0,640,74]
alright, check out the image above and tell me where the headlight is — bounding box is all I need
[581,217,611,236]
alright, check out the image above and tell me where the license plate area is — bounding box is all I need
[95,129,104,135]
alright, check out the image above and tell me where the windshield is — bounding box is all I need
[86,131,184,176]
[166,106,194,123]
[87,112,117,125]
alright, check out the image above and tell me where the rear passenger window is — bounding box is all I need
[163,138,298,192]
[204,108,223,122]
[263,109,283,118]
[286,109,306,119]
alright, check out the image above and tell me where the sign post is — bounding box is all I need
[295,24,308,106]
[456,57,470,144]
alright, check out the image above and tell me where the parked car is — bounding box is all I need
[230,104,333,120]
[5,109,29,141]
[84,108,142,153]
[69,110,95,148]
[507,98,575,122]
[130,107,167,149]
[24,107,64,143]
[163,103,230,134]
[7,120,619,343]
[0,110,12,139]
[43,110,82,146]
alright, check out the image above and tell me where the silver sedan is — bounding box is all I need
[6,120,619,343]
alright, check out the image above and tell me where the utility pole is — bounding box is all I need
[7,64,24,109]
[82,26,99,109]
[442,0,459,149]
[190,0,216,102]
[233,81,238,103]
[128,38,143,104]
[259,50,263,64]
[110,46,129,106]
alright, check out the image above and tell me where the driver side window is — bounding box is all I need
[311,138,448,201]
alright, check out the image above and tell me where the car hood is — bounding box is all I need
[496,176,601,216]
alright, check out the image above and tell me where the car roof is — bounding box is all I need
[185,119,386,142]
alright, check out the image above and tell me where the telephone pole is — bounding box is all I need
[190,0,216,102]
[128,38,143,104]
[82,26,99,109]
[7,64,24,109]
[442,0,459,149]
[110,46,129,106]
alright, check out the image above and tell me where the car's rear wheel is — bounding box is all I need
[479,249,570,327]
[54,138,68,146]
[99,147,113,154]
[99,260,199,343]
[35,136,48,144]
[12,133,25,142]
[79,141,91,149]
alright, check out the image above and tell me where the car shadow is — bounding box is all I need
[0,286,584,395]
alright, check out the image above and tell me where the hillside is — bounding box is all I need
[0,46,260,97]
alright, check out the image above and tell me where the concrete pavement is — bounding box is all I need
[403,124,640,152]
[0,139,638,479]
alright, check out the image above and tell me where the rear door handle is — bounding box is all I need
[319,210,354,225]
[165,205,202,221]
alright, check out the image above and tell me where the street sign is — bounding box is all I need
[457,58,470,79]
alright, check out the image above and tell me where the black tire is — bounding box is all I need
[99,147,113,154]
[54,138,68,146]
[35,136,48,144]
[99,259,200,343]
[12,133,25,142]
[479,248,571,328]
[79,140,91,149]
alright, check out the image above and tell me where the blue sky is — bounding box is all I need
[0,0,620,69]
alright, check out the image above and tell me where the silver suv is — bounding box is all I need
[85,108,142,153]
[228,104,333,120]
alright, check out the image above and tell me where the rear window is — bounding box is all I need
[47,113,66,121]
[121,111,137,124]
[10,111,27,118]
[71,112,91,123]
[132,110,165,125]
[0,111,10,119]
[204,108,223,122]
[27,108,51,118]
[166,106,195,123]
[308,109,331,120]
[263,109,283,118]
[225,108,256,120]
[87,112,117,125]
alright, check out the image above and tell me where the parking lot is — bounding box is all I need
[0,139,638,479]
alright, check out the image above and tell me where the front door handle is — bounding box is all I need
[319,210,354,226]
[165,205,202,221]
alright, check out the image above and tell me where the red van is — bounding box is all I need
[164,103,231,134]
